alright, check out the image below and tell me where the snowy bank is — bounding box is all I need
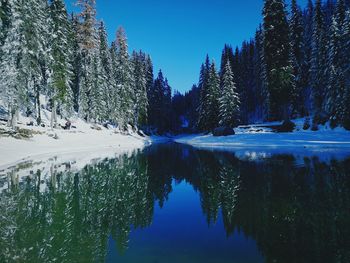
[0,117,151,170]
[175,120,350,159]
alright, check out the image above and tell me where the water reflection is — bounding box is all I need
[0,143,350,263]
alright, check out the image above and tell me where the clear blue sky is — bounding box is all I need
[65,0,308,93]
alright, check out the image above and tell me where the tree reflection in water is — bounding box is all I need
[0,143,349,263]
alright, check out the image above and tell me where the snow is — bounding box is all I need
[0,110,151,171]
[175,118,350,160]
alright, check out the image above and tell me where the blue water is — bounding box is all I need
[1,142,350,263]
[107,181,262,263]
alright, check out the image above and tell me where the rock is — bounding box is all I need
[277,120,296,133]
[91,125,102,131]
[311,123,319,131]
[213,127,235,137]
[303,118,311,130]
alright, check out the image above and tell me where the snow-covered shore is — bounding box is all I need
[175,120,350,159]
[0,118,151,171]
[175,130,350,149]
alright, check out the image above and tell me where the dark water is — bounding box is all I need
[1,143,350,263]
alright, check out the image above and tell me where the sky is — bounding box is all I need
[65,0,308,93]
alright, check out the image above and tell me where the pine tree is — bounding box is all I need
[76,0,98,121]
[115,27,134,129]
[326,0,346,126]
[97,21,112,120]
[90,52,105,122]
[109,40,121,125]
[0,0,48,126]
[150,70,165,131]
[343,10,350,129]
[301,0,314,115]
[0,0,26,129]
[0,0,10,48]
[145,54,154,127]
[48,0,73,127]
[69,14,82,112]
[263,0,293,121]
[197,55,211,131]
[311,0,327,120]
[163,78,172,131]
[219,61,240,127]
[290,0,305,117]
[255,25,270,121]
[21,0,50,123]
[132,51,149,127]
[206,61,220,130]
[324,0,337,34]
[220,44,234,87]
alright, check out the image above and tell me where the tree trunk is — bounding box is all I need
[7,105,11,127]
[36,89,41,125]
[7,105,18,130]
[51,100,57,129]
[283,104,290,122]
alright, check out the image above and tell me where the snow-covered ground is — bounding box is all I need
[0,111,152,170]
[175,118,350,159]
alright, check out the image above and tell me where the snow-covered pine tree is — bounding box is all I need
[69,14,82,112]
[197,55,211,131]
[0,1,3,38]
[0,0,25,129]
[132,51,148,127]
[301,0,314,115]
[145,54,154,127]
[311,0,328,121]
[115,27,135,129]
[324,0,337,35]
[138,53,149,127]
[149,70,165,131]
[220,45,234,88]
[205,61,220,131]
[342,10,350,129]
[97,21,112,120]
[326,0,347,127]
[109,40,121,125]
[21,0,50,123]
[254,25,269,121]
[263,0,293,121]
[290,0,305,117]
[48,0,73,128]
[90,52,105,122]
[145,55,154,96]
[76,0,98,121]
[238,40,257,124]
[219,61,240,127]
[163,78,172,131]
[0,0,10,49]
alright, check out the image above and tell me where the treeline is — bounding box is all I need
[177,0,350,132]
[0,0,173,132]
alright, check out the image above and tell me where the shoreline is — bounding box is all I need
[174,131,350,160]
[0,122,149,171]
[175,132,350,148]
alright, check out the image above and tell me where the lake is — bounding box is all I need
[0,142,350,263]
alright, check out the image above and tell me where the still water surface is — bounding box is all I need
[0,143,350,263]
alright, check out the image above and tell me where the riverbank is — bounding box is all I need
[175,120,350,159]
[175,130,350,149]
[0,117,150,170]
